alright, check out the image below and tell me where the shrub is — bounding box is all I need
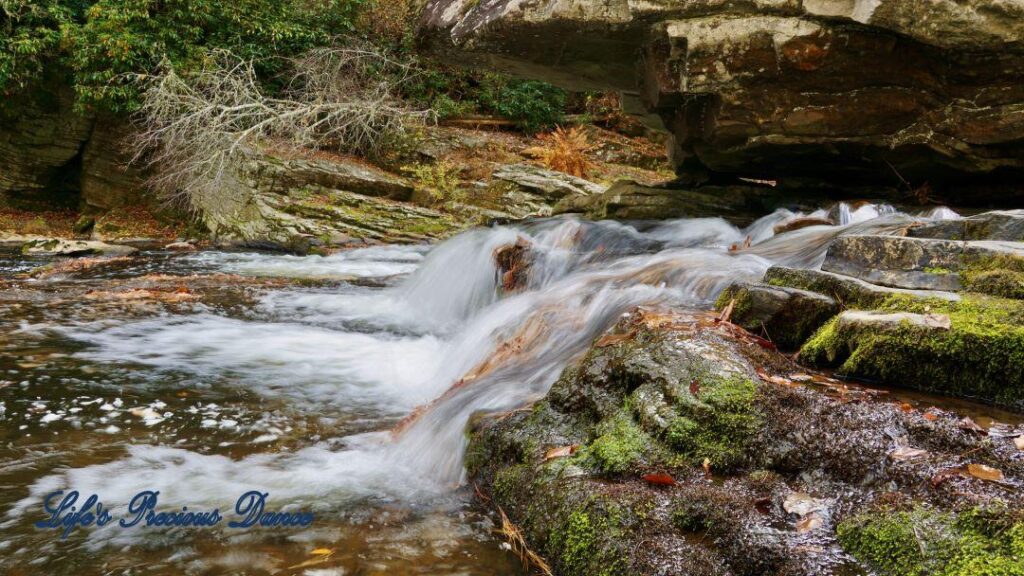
[536,126,594,177]
[405,160,464,206]
[0,0,366,111]
[477,73,565,132]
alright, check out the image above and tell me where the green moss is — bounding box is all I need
[579,407,650,474]
[665,374,761,469]
[799,294,1024,408]
[838,506,1024,576]
[960,254,1024,299]
[549,507,626,576]
[924,266,953,275]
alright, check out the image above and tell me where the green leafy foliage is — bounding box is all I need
[403,63,566,132]
[1,0,364,110]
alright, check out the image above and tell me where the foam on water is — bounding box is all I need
[184,245,428,280]
[9,203,962,545]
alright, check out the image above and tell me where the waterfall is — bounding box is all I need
[6,203,959,544]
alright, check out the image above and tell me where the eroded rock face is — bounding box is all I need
[421,0,1024,202]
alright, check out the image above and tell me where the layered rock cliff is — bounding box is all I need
[420,0,1024,204]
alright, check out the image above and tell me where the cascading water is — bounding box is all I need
[0,202,965,570]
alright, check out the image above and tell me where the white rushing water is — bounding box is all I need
[6,203,959,543]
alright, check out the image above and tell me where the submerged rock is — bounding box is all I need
[715,282,839,349]
[466,308,1024,576]
[21,238,137,257]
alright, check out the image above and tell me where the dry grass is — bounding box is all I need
[535,126,594,177]
[498,506,553,576]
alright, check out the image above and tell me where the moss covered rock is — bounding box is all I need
[838,505,1024,576]
[799,296,1024,409]
[465,307,1024,576]
[715,282,839,349]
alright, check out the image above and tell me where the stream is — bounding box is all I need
[0,204,1016,575]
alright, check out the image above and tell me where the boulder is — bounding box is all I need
[246,154,415,200]
[465,308,1024,576]
[821,235,1024,291]
[908,209,1024,242]
[0,81,93,208]
[799,301,1024,409]
[492,163,604,201]
[21,238,138,257]
[420,0,1024,203]
[715,282,839,349]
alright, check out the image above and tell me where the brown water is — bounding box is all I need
[0,251,526,576]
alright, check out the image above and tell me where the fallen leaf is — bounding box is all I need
[796,513,824,533]
[923,410,939,422]
[889,446,928,462]
[1015,436,1024,451]
[311,548,333,556]
[544,444,579,461]
[967,463,1005,482]
[689,379,700,397]
[899,402,914,413]
[931,467,965,488]
[923,313,951,330]
[642,472,676,486]
[595,331,636,347]
[958,417,987,435]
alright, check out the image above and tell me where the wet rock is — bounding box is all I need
[715,282,839,349]
[163,241,197,252]
[492,163,604,201]
[821,235,1024,291]
[72,216,96,237]
[466,308,1024,575]
[555,179,866,225]
[493,238,532,292]
[909,209,1024,242]
[764,266,961,307]
[773,216,834,235]
[21,238,138,257]
[420,0,1024,203]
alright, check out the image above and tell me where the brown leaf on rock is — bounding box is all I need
[689,379,700,397]
[544,444,580,461]
[889,446,928,462]
[931,467,966,487]
[642,472,676,486]
[595,331,636,347]
[958,417,987,435]
[923,410,940,422]
[966,463,1005,482]
[796,513,824,533]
